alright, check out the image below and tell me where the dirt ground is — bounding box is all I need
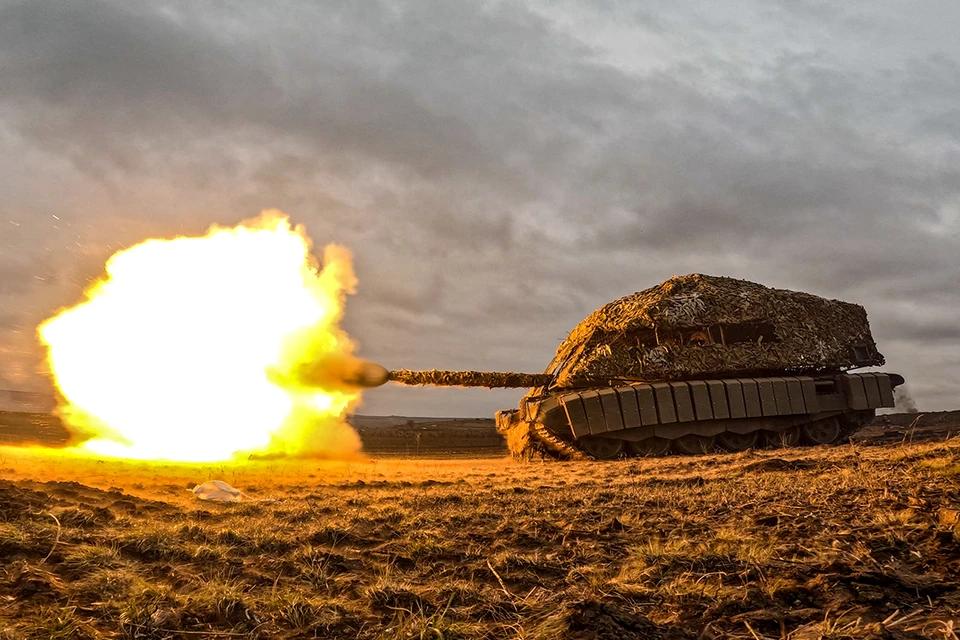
[0,415,958,639]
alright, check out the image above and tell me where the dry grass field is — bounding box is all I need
[0,418,959,639]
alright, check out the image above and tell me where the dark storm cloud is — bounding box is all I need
[0,0,958,413]
[0,1,516,187]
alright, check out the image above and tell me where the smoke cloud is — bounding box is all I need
[894,386,920,414]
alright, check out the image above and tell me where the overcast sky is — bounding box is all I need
[1,0,958,416]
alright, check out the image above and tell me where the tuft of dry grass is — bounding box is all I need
[0,436,958,638]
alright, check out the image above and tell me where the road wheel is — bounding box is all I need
[579,436,624,460]
[672,434,715,455]
[762,427,801,448]
[802,418,842,445]
[627,437,671,457]
[717,431,759,452]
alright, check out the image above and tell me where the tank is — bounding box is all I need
[380,274,905,459]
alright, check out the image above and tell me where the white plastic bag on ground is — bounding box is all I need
[192,480,245,503]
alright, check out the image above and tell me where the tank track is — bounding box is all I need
[522,413,871,461]
[838,413,867,441]
[531,420,587,460]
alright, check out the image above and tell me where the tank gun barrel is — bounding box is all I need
[387,369,552,389]
[284,360,551,390]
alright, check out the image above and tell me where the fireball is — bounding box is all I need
[38,211,363,462]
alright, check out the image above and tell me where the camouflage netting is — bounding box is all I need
[388,369,552,388]
[544,273,883,389]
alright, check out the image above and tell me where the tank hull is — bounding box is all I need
[496,372,902,459]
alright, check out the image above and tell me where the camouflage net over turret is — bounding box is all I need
[388,369,551,389]
[542,273,884,389]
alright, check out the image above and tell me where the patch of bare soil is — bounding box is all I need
[0,436,958,638]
